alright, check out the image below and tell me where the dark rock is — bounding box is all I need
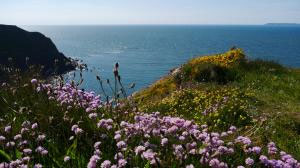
[0,24,75,76]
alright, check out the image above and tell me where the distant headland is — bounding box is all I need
[0,24,75,76]
[265,23,300,26]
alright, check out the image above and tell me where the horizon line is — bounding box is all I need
[14,23,300,26]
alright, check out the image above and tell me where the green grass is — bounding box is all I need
[134,50,300,159]
[1,49,300,167]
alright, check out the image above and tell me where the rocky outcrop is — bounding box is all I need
[0,24,75,76]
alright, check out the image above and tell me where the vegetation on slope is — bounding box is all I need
[0,48,299,167]
[135,48,300,160]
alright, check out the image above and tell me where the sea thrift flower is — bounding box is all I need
[245,157,254,166]
[6,141,15,147]
[31,79,38,84]
[14,134,22,140]
[64,156,70,162]
[209,158,220,167]
[0,136,6,141]
[235,136,251,145]
[31,123,38,129]
[41,150,48,155]
[118,159,127,167]
[186,164,194,168]
[37,134,46,141]
[135,146,146,155]
[161,138,168,146]
[87,155,100,168]
[88,113,97,119]
[94,141,101,149]
[34,164,42,168]
[252,146,261,154]
[116,141,126,149]
[22,156,30,162]
[23,149,32,155]
[268,142,278,155]
[114,134,121,141]
[101,160,111,168]
[259,155,268,165]
[4,125,11,133]
[229,126,237,132]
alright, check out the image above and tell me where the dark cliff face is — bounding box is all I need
[0,24,75,76]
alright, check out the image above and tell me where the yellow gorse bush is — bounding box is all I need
[189,48,245,68]
[158,86,253,129]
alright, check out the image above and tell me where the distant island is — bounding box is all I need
[0,24,75,77]
[265,23,300,26]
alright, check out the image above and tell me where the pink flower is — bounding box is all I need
[31,79,38,84]
[64,156,70,162]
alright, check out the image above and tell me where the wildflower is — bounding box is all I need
[186,164,194,168]
[235,136,251,145]
[0,136,6,141]
[22,156,30,162]
[135,146,146,155]
[229,126,237,132]
[41,150,48,155]
[101,160,111,168]
[71,125,79,131]
[179,136,185,141]
[37,134,46,141]
[245,157,254,166]
[33,164,42,168]
[142,149,156,160]
[209,158,220,167]
[35,146,45,153]
[114,134,121,141]
[118,159,127,167]
[64,156,70,162]
[116,141,126,149]
[23,149,32,155]
[268,142,277,155]
[4,125,11,133]
[69,136,74,141]
[259,155,268,165]
[88,113,97,119]
[94,141,101,149]
[31,123,38,129]
[114,152,124,160]
[31,79,38,84]
[6,141,15,147]
[0,162,9,168]
[161,138,168,146]
[74,128,83,135]
[252,146,261,154]
[87,155,100,168]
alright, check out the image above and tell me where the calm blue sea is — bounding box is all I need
[21,25,300,94]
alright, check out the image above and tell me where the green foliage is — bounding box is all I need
[143,87,254,130]
[181,63,236,84]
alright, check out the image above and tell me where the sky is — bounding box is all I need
[1,0,300,25]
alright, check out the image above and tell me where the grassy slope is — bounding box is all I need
[134,49,300,159]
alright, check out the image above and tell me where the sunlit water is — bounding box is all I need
[22,25,300,95]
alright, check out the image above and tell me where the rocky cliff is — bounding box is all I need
[0,24,75,76]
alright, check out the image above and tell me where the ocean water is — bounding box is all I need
[22,25,300,94]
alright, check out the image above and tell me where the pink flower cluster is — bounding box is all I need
[0,121,47,168]
[40,82,102,113]
[91,112,300,168]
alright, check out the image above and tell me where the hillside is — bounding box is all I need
[0,49,300,167]
[0,25,75,77]
[135,48,300,159]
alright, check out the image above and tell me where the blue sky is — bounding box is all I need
[1,0,300,25]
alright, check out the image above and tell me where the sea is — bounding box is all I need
[21,25,300,95]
